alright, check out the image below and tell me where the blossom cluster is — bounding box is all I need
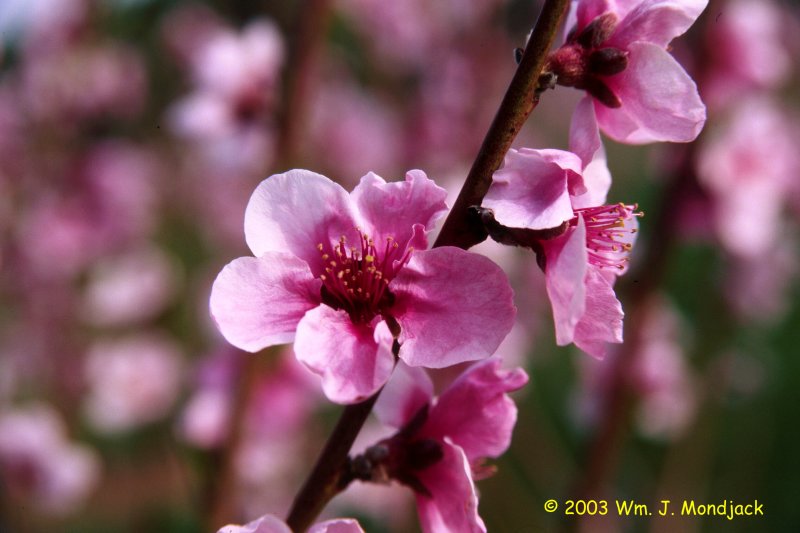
[209,0,711,530]
[3,0,798,531]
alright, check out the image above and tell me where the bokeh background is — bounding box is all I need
[1,0,799,531]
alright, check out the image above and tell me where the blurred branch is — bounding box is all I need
[277,0,332,168]
[206,1,333,529]
[433,0,570,250]
[570,144,698,507]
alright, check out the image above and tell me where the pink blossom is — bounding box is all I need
[210,170,515,404]
[696,97,798,258]
[218,514,363,533]
[80,245,179,327]
[549,0,707,143]
[368,359,528,533]
[20,41,147,125]
[0,404,100,514]
[167,19,284,172]
[703,0,791,110]
[83,333,183,433]
[484,144,639,358]
[629,299,696,439]
[308,81,403,182]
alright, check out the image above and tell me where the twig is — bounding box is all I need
[283,1,570,530]
[433,0,570,250]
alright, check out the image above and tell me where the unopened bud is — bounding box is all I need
[576,12,619,48]
[588,47,629,76]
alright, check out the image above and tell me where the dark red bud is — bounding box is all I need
[588,47,629,76]
[406,438,445,472]
[577,12,619,48]
[546,45,585,87]
[585,78,622,108]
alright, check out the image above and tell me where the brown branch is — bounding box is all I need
[277,0,332,167]
[433,0,570,250]
[206,1,333,529]
[283,1,570,530]
[284,391,382,531]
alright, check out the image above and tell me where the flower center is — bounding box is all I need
[574,203,641,270]
[546,12,629,108]
[317,230,413,323]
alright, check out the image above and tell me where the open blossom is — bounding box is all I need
[548,0,707,143]
[210,170,515,404]
[362,359,527,532]
[218,514,363,533]
[484,141,639,358]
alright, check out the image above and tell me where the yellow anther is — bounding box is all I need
[337,271,345,279]
[317,243,324,251]
[365,255,375,263]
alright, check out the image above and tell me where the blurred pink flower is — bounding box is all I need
[0,403,99,514]
[703,0,791,110]
[573,297,696,440]
[83,333,183,433]
[309,81,403,182]
[0,0,87,52]
[210,170,516,404]
[696,97,798,258]
[551,0,707,143]
[336,0,508,67]
[724,238,798,322]
[20,42,146,124]
[218,514,363,533]
[80,245,179,327]
[484,145,639,358]
[629,299,696,439]
[168,19,284,172]
[19,141,159,279]
[370,359,527,533]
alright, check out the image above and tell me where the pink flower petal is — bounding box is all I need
[217,513,291,533]
[374,362,434,430]
[351,169,448,251]
[424,359,528,462]
[390,247,516,368]
[309,519,365,533]
[574,0,616,31]
[572,267,624,358]
[485,148,583,230]
[218,515,364,533]
[244,170,359,275]
[542,219,589,347]
[597,42,705,144]
[415,439,486,533]
[569,97,611,207]
[210,253,321,352]
[294,306,395,404]
[611,0,708,48]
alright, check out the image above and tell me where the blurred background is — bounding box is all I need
[1,0,799,531]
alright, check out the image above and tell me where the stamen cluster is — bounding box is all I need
[574,203,641,270]
[318,230,413,323]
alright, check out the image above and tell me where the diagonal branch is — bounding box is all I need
[433,0,570,251]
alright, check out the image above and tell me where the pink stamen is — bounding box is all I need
[317,230,413,322]
[573,203,641,271]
